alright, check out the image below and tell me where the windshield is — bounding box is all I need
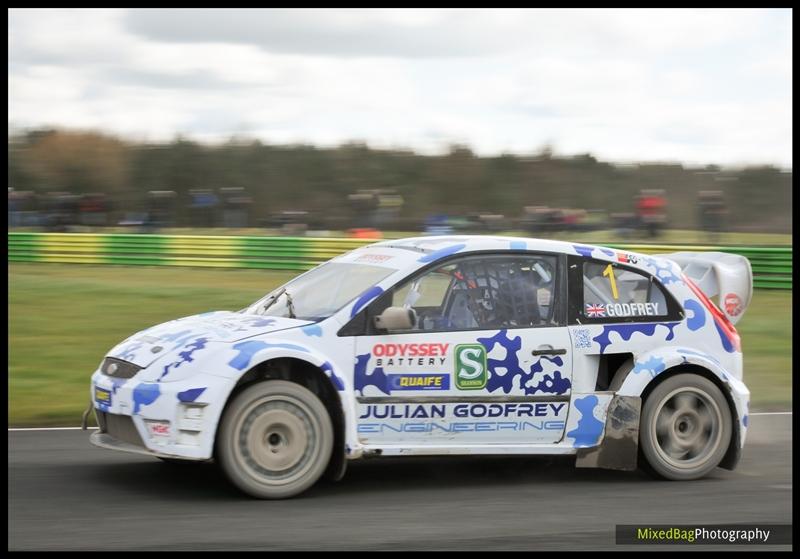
[244,262,396,321]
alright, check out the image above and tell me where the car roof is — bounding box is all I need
[370,235,573,254]
[364,235,669,278]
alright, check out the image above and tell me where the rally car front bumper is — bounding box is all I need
[90,370,232,460]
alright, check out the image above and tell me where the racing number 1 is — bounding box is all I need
[603,264,619,300]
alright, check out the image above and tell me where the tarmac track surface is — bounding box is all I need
[8,414,792,550]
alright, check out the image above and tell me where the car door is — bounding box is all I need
[348,252,572,447]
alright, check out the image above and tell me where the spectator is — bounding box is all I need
[637,189,667,238]
[189,189,219,228]
[9,188,21,228]
[221,187,252,228]
[698,190,726,243]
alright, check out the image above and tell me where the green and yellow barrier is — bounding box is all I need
[8,233,791,289]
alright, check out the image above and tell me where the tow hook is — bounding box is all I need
[81,400,93,430]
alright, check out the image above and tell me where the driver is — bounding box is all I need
[495,270,542,327]
[453,261,545,328]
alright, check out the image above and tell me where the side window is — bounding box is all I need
[392,265,453,311]
[582,260,668,320]
[385,254,559,332]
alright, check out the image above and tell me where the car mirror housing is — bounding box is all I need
[374,306,417,331]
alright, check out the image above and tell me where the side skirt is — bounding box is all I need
[353,444,578,458]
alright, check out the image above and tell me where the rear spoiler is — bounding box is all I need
[660,251,753,325]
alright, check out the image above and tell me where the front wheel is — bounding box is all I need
[216,380,333,499]
[639,373,732,480]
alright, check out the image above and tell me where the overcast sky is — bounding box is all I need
[8,8,793,168]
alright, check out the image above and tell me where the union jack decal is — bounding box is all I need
[584,303,606,317]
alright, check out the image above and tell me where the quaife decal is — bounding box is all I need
[455,344,488,390]
[584,302,660,317]
[617,252,638,264]
[388,374,450,391]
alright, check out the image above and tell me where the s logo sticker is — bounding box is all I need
[455,344,487,390]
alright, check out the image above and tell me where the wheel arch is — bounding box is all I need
[216,356,348,482]
[619,349,749,470]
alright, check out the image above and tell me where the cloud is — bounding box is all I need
[8,8,793,167]
[124,8,526,59]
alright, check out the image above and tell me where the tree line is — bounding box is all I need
[7,128,792,232]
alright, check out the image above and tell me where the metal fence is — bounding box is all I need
[8,233,791,289]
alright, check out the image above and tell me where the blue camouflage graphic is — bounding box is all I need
[302,324,323,337]
[478,330,525,393]
[572,245,614,259]
[631,356,667,378]
[177,387,207,403]
[642,256,683,285]
[713,321,736,353]
[350,286,384,318]
[132,382,161,414]
[159,329,198,346]
[592,322,679,354]
[114,340,145,361]
[566,395,604,447]
[321,361,345,391]
[354,353,389,395]
[528,372,571,395]
[573,245,596,258]
[417,243,466,263]
[228,340,310,371]
[684,299,706,331]
[228,317,277,331]
[160,337,210,380]
[477,330,571,395]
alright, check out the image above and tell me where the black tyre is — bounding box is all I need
[216,380,333,499]
[640,373,732,480]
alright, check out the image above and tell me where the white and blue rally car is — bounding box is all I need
[89,236,753,498]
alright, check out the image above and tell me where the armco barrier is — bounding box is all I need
[7,233,791,289]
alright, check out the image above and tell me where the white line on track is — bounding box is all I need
[8,427,92,431]
[7,411,792,431]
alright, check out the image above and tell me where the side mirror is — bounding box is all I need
[374,306,417,331]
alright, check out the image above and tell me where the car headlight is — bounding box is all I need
[100,357,142,379]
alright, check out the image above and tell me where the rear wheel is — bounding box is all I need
[640,374,732,480]
[216,380,333,499]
